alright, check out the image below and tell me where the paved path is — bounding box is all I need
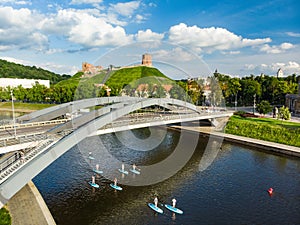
[6,181,56,225]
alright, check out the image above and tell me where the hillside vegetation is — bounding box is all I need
[0,59,70,84]
[106,66,173,93]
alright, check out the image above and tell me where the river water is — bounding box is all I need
[31,127,300,225]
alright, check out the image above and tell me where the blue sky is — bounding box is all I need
[0,0,299,79]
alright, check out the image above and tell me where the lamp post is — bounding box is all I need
[253,93,256,115]
[10,89,17,138]
[234,93,237,111]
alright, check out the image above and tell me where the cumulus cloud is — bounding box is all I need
[154,47,196,62]
[0,0,31,5]
[70,0,103,5]
[0,6,47,51]
[168,23,271,53]
[0,6,134,50]
[135,29,164,42]
[259,42,294,54]
[109,1,140,17]
[243,61,300,75]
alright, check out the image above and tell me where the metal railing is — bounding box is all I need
[0,119,70,131]
[0,136,60,184]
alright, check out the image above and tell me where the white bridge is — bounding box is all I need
[0,97,232,208]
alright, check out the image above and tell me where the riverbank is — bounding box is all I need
[176,124,300,158]
[6,181,56,225]
[225,115,300,147]
[0,102,54,113]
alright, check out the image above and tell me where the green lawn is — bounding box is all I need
[0,102,55,112]
[0,207,11,225]
[225,115,300,147]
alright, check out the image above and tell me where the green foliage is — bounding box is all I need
[0,59,69,85]
[105,66,171,95]
[256,100,272,115]
[277,106,291,121]
[0,207,11,225]
[225,115,300,147]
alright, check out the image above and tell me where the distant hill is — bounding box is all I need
[0,59,70,85]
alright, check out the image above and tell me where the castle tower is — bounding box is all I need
[142,54,152,67]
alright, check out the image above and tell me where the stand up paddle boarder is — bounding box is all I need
[172,198,177,208]
[154,197,158,207]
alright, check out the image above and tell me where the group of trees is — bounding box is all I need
[0,61,299,113]
[0,59,70,84]
[214,72,299,107]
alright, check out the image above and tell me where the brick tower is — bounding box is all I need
[142,54,152,67]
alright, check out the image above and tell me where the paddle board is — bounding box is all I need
[110,183,123,191]
[130,169,140,175]
[88,156,95,160]
[164,204,183,214]
[93,169,103,174]
[148,203,163,214]
[88,181,99,188]
[118,169,129,175]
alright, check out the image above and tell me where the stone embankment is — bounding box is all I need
[177,125,300,157]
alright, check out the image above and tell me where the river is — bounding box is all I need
[30,127,300,225]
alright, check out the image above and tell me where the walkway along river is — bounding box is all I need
[32,126,300,225]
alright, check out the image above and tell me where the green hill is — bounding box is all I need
[0,59,70,85]
[105,66,173,93]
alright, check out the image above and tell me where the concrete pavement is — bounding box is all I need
[6,181,56,225]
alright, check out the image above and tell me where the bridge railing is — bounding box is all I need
[0,118,70,131]
[0,136,60,184]
[0,133,53,148]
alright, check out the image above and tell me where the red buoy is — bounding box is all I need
[268,188,273,195]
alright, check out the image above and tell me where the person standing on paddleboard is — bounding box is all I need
[92,176,95,184]
[114,178,117,186]
[172,198,177,208]
[154,197,158,207]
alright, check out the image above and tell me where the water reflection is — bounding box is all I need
[33,127,300,225]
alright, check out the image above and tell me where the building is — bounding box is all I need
[81,62,103,76]
[141,54,152,67]
[0,78,50,89]
[277,68,283,78]
[285,78,300,116]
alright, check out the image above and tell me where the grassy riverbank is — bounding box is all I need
[0,207,11,225]
[0,102,55,113]
[225,115,300,147]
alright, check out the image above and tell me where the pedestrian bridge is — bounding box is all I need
[0,97,232,208]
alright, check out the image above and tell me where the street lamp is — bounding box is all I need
[253,93,256,115]
[10,89,17,138]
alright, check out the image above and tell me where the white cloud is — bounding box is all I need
[286,32,300,37]
[135,14,144,23]
[135,29,164,42]
[0,0,31,5]
[154,47,196,62]
[64,9,133,47]
[70,0,103,5]
[0,6,47,51]
[109,1,140,17]
[168,23,271,53]
[259,42,294,54]
[243,61,300,75]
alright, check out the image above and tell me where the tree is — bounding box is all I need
[277,106,291,121]
[256,100,272,116]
